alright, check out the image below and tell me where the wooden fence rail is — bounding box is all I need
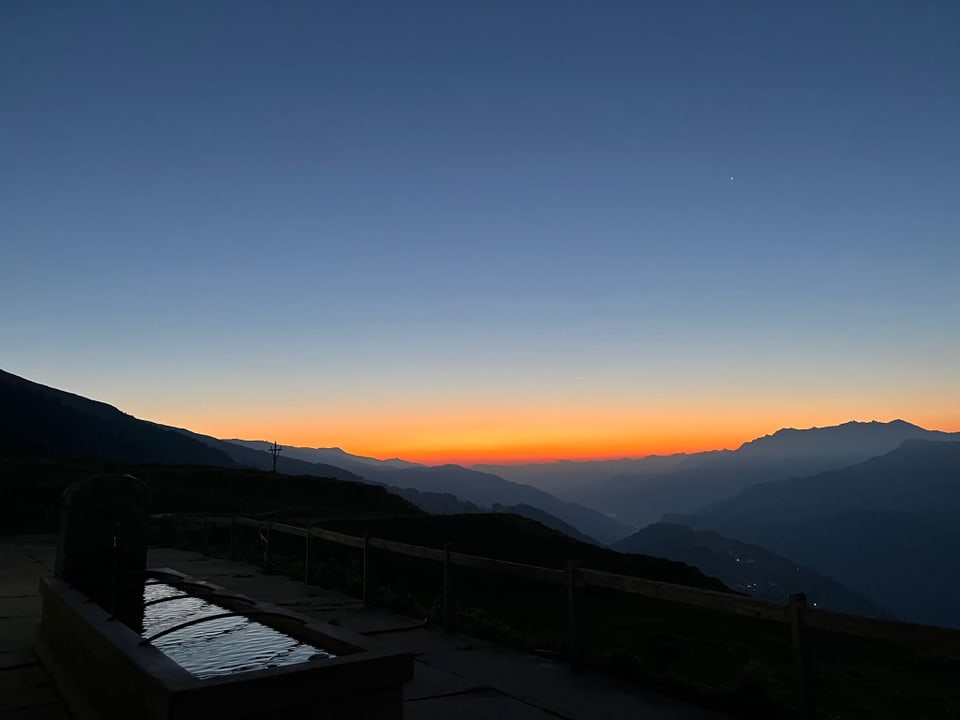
[155,512,960,720]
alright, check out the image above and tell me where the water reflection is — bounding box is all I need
[142,583,334,678]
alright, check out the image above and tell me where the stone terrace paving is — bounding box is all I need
[0,536,730,720]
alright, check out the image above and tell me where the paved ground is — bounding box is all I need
[0,537,67,720]
[0,537,731,719]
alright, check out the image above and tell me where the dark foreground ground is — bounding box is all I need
[0,536,727,720]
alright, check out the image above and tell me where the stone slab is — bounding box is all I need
[0,618,39,650]
[0,701,70,720]
[0,649,37,670]
[414,643,730,720]
[0,596,42,618]
[404,688,559,720]
[0,665,61,713]
[404,659,480,701]
[0,581,44,599]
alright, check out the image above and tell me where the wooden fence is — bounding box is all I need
[164,513,960,720]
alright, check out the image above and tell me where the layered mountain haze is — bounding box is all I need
[613,523,888,618]
[474,454,699,498]
[230,441,422,474]
[734,420,960,460]
[227,441,632,545]
[174,430,366,483]
[481,421,960,528]
[360,464,632,544]
[684,440,960,626]
[380,486,601,545]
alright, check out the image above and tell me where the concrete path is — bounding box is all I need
[0,538,731,720]
[0,536,67,720]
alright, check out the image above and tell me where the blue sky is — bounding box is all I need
[3,2,959,461]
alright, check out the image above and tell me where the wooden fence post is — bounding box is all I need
[789,592,815,720]
[567,560,582,672]
[362,534,371,604]
[443,543,457,632]
[201,516,209,556]
[304,521,312,584]
[230,515,237,561]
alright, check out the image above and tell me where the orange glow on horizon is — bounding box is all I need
[165,407,960,467]
[178,409,756,465]
[341,423,747,465]
[130,385,960,468]
[374,440,732,467]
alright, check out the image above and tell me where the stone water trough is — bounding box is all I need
[35,475,413,720]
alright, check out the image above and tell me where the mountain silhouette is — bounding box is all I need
[613,522,888,617]
[684,440,960,626]
[175,430,365,483]
[320,513,729,594]
[230,441,421,473]
[386,485,600,544]
[0,369,235,466]
[481,420,960,528]
[228,440,632,545]
[734,419,958,459]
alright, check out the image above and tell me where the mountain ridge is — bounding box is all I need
[684,439,960,626]
[0,369,236,467]
[613,522,888,617]
[226,440,633,545]
[479,420,960,528]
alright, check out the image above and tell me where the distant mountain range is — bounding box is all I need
[227,440,632,545]
[480,420,960,528]
[680,440,960,626]
[613,522,888,618]
[230,442,421,473]
[174,430,366,483]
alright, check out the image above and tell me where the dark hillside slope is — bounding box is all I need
[0,459,420,534]
[362,464,632,545]
[321,513,728,591]
[388,486,599,544]
[613,522,888,617]
[134,465,421,517]
[227,440,633,545]
[0,369,234,467]
[687,440,960,626]
[489,502,598,545]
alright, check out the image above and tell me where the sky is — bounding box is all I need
[3,2,959,464]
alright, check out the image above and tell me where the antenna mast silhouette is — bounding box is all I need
[268,441,282,473]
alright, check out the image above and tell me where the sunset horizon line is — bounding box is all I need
[214,416,959,468]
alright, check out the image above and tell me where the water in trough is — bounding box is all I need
[141,582,335,679]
